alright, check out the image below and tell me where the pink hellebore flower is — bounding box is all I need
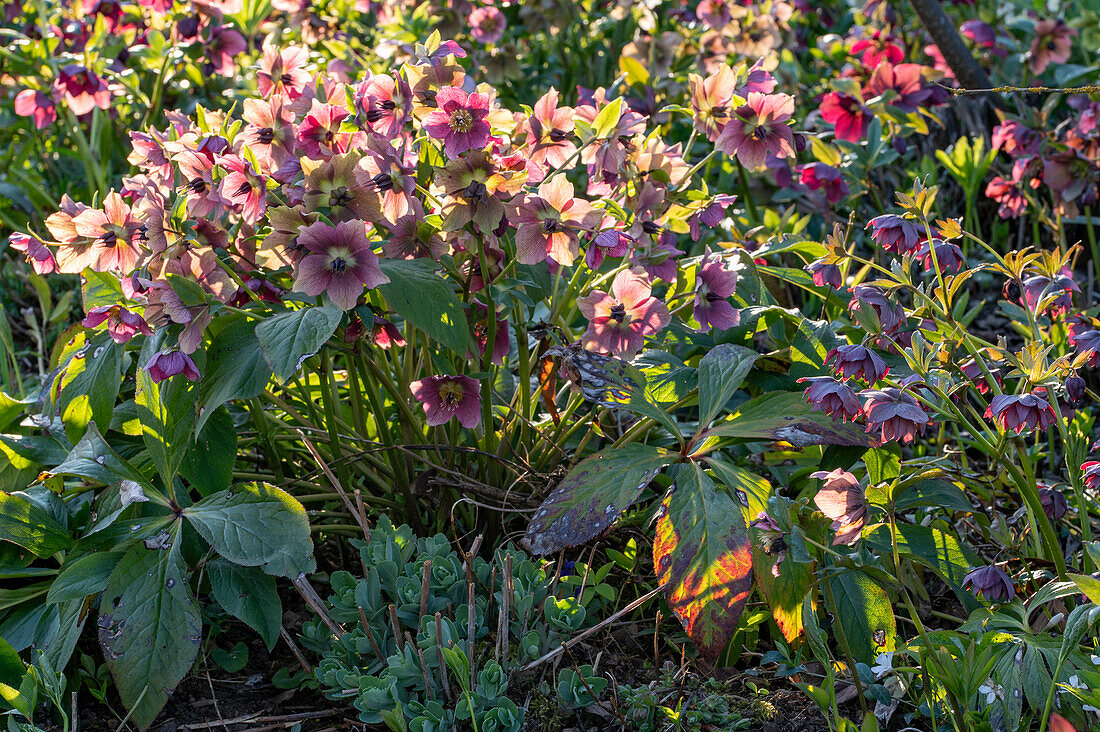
[8,232,57,275]
[812,468,867,545]
[820,92,872,143]
[806,258,842,288]
[510,174,595,266]
[916,239,966,273]
[860,387,929,444]
[985,392,1056,434]
[1029,19,1075,74]
[423,86,493,158]
[577,269,671,359]
[82,305,153,344]
[410,374,482,428]
[216,154,267,224]
[257,40,312,99]
[54,65,111,116]
[15,89,57,129]
[799,163,848,203]
[586,228,633,269]
[525,88,578,175]
[146,350,201,383]
[69,191,146,274]
[714,92,796,169]
[693,256,740,330]
[293,219,389,311]
[468,6,506,44]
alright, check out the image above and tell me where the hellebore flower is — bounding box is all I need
[992,120,1042,158]
[826,343,889,382]
[68,191,146,274]
[468,6,506,44]
[985,391,1056,434]
[293,219,389,311]
[689,65,737,141]
[851,31,904,66]
[524,88,578,175]
[1029,19,1075,74]
[751,511,788,577]
[866,214,921,255]
[863,62,933,114]
[586,228,633,270]
[806,258,843,288]
[577,269,671,359]
[800,377,862,421]
[689,194,737,241]
[82,305,152,344]
[297,100,353,159]
[509,174,596,266]
[861,387,929,444]
[985,176,1028,219]
[1038,484,1069,521]
[410,374,482,428]
[8,232,57,275]
[820,92,872,143]
[799,163,849,203]
[1072,329,1100,367]
[1082,461,1100,491]
[916,239,966,273]
[257,40,312,99]
[693,256,740,330]
[216,153,267,224]
[811,468,867,545]
[960,356,1003,395]
[714,92,796,169]
[54,65,111,116]
[355,73,413,140]
[423,86,493,158]
[849,284,906,334]
[1021,273,1078,316]
[1064,375,1087,409]
[14,89,57,129]
[146,350,201,383]
[963,565,1015,603]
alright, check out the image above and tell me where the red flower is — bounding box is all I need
[826,343,888,382]
[354,73,412,140]
[799,163,848,203]
[296,100,354,159]
[216,154,267,224]
[423,86,493,158]
[577,269,671,359]
[714,92,796,169]
[82,305,152,344]
[819,92,871,143]
[410,375,482,428]
[14,89,57,129]
[863,63,933,114]
[806,258,842,288]
[985,392,1056,434]
[851,31,904,66]
[54,65,111,116]
[1029,19,1075,74]
[985,177,1027,219]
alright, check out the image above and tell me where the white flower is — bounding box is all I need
[1062,675,1100,714]
[979,680,1005,705]
[871,651,894,677]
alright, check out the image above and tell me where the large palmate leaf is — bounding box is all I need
[524,443,677,556]
[708,391,873,447]
[378,258,469,354]
[826,569,896,664]
[197,317,272,432]
[207,559,282,649]
[697,344,760,427]
[256,304,343,384]
[653,463,753,660]
[0,491,71,557]
[182,482,314,577]
[99,534,200,729]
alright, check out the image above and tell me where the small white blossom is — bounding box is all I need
[979,680,1005,705]
[871,651,894,677]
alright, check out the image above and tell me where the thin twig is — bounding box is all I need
[279,627,312,673]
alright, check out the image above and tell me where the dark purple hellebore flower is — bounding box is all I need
[860,387,929,444]
[800,376,862,421]
[963,565,1015,602]
[806,258,842,288]
[984,392,1056,434]
[1038,484,1068,521]
[826,344,889,382]
[146,350,201,382]
[866,214,921,255]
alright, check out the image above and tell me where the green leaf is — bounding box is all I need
[1071,573,1100,605]
[0,393,30,433]
[49,424,154,494]
[697,344,760,427]
[524,444,677,556]
[709,391,873,447]
[80,270,124,312]
[591,96,624,139]
[754,538,813,643]
[653,463,753,660]
[197,317,272,433]
[0,492,72,557]
[866,524,974,596]
[211,642,249,673]
[47,551,121,604]
[894,479,972,513]
[136,357,197,491]
[99,537,201,729]
[256,305,343,384]
[0,637,24,687]
[59,334,122,443]
[864,446,900,485]
[207,559,282,650]
[706,459,771,525]
[181,407,237,497]
[377,259,469,355]
[182,482,315,577]
[826,570,896,664]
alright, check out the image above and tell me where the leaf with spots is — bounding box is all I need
[708,391,874,447]
[99,531,200,729]
[825,569,896,665]
[653,463,753,660]
[182,482,315,577]
[524,444,677,556]
[752,535,813,643]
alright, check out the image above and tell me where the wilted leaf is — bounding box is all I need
[525,444,677,556]
[653,463,753,660]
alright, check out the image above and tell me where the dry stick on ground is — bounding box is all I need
[292,574,343,637]
[359,606,386,662]
[279,627,312,673]
[521,585,665,672]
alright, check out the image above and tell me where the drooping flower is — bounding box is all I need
[811,468,867,545]
[509,174,596,266]
[851,30,904,66]
[577,269,671,359]
[985,392,1056,434]
[799,163,848,203]
[751,511,788,577]
[963,565,1015,603]
[8,232,57,275]
[293,219,389,311]
[14,89,57,129]
[54,65,111,115]
[992,120,1042,158]
[468,6,506,44]
[1029,19,1076,74]
[863,62,933,114]
[915,239,966,273]
[257,40,312,99]
[1038,484,1069,521]
[849,284,906,334]
[410,374,482,428]
[146,350,201,383]
[692,256,740,330]
[422,86,493,158]
[714,92,796,169]
[1021,273,1078,316]
[82,305,153,344]
[820,92,872,143]
[826,343,889,382]
[1082,460,1100,491]
[585,228,633,269]
[866,214,921,255]
[688,194,737,240]
[1072,329,1100,367]
[960,356,1003,395]
[861,387,929,444]
[800,377,862,421]
[806,258,843,288]
[985,176,1028,219]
